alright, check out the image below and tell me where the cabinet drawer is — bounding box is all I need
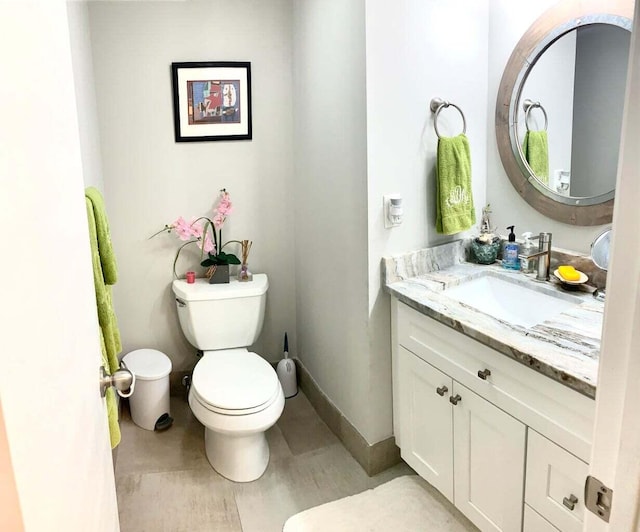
[526,429,588,532]
[524,504,559,532]
[395,300,594,461]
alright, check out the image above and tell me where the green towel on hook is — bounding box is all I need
[522,131,549,184]
[86,195,122,449]
[436,134,476,235]
[85,186,118,285]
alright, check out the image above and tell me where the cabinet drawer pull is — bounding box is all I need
[449,394,462,405]
[563,494,578,511]
[477,368,492,380]
[436,385,448,396]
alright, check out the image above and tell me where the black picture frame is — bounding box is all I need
[171,61,252,142]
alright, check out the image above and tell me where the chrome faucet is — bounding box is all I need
[519,232,552,281]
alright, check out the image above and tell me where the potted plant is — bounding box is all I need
[151,189,241,283]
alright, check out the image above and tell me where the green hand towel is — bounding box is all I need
[85,187,118,285]
[436,134,476,235]
[522,131,549,184]
[86,198,122,449]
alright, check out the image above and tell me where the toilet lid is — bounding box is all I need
[122,349,172,380]
[192,350,279,411]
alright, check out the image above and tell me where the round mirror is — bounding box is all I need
[496,1,633,226]
[591,228,611,271]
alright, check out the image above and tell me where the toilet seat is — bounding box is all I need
[191,349,280,416]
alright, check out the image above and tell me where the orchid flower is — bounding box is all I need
[150,188,242,278]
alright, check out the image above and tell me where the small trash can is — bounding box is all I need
[122,349,173,431]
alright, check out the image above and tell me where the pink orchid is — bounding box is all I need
[212,212,225,229]
[201,233,215,254]
[152,189,240,279]
[190,221,204,239]
[172,216,193,241]
[217,192,234,216]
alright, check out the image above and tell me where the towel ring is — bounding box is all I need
[523,99,548,132]
[430,97,467,139]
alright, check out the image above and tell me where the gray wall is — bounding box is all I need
[571,24,629,198]
[89,1,296,372]
[292,0,373,440]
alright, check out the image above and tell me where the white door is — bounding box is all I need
[0,2,119,531]
[586,0,640,530]
[453,382,526,532]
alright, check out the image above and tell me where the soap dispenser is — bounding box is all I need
[520,232,537,274]
[502,226,520,270]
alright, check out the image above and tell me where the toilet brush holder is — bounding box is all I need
[277,358,297,398]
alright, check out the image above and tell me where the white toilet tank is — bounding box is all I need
[172,274,268,350]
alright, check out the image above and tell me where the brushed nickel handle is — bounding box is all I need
[100,361,135,398]
[563,494,578,511]
[449,394,462,405]
[477,368,492,380]
[436,385,448,396]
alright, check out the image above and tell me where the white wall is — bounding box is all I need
[67,1,104,192]
[292,0,372,440]
[487,0,610,252]
[365,0,489,442]
[293,0,489,445]
[88,0,296,371]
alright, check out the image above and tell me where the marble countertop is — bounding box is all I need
[383,241,604,398]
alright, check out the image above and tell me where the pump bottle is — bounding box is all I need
[502,226,520,270]
[520,232,537,274]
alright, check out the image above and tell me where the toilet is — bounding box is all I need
[172,273,284,482]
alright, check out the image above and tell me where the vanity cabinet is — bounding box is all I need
[397,346,525,532]
[391,299,596,532]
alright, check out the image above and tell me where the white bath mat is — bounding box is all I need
[282,475,473,531]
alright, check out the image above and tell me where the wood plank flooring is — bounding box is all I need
[115,392,476,531]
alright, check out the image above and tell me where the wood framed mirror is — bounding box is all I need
[496,0,633,225]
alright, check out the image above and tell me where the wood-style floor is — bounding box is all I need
[115,391,476,531]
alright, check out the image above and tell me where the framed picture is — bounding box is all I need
[171,61,252,142]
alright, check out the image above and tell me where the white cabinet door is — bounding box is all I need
[397,347,454,501]
[453,382,526,532]
[526,430,588,532]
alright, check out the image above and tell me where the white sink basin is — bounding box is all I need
[444,275,579,328]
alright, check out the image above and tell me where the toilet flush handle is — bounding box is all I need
[176,298,187,308]
[100,361,136,398]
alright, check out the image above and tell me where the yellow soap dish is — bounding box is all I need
[553,268,588,285]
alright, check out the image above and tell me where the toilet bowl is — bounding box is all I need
[172,274,284,482]
[188,348,284,482]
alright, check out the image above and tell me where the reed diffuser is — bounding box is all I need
[237,240,253,282]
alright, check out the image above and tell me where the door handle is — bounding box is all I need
[563,494,578,511]
[436,385,448,396]
[100,361,135,398]
[449,394,462,405]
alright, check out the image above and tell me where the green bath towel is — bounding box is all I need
[86,197,122,449]
[101,331,121,449]
[436,134,476,235]
[85,187,118,285]
[522,131,549,184]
